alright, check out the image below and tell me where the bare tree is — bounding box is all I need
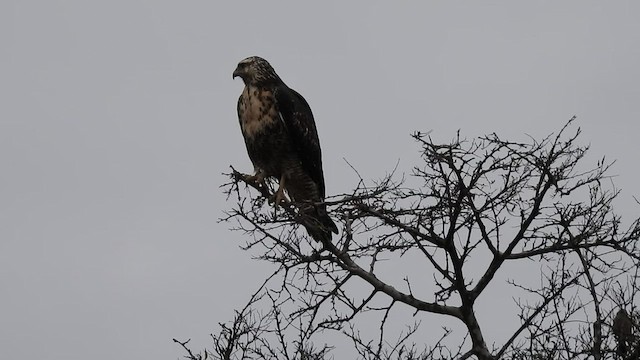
[177,117,640,360]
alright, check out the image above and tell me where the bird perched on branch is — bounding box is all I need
[612,308,634,356]
[232,56,338,243]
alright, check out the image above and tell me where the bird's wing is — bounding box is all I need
[275,85,326,198]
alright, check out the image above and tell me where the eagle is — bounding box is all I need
[232,56,338,243]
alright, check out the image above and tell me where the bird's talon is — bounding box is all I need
[242,172,266,188]
[271,190,286,206]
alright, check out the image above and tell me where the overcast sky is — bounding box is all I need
[1,2,639,359]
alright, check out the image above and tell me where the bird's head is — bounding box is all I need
[233,56,280,86]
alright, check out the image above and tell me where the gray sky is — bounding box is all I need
[1,2,639,359]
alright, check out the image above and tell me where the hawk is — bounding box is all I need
[612,308,634,355]
[232,56,338,243]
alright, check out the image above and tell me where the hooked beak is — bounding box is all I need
[232,66,242,79]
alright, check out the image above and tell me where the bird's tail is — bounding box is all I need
[301,204,338,243]
[618,339,627,356]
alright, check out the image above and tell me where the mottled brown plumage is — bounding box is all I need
[233,56,338,242]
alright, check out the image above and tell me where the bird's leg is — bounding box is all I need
[272,174,287,205]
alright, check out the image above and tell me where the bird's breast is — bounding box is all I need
[238,86,281,139]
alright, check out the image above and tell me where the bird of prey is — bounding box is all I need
[612,308,634,355]
[232,56,338,243]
